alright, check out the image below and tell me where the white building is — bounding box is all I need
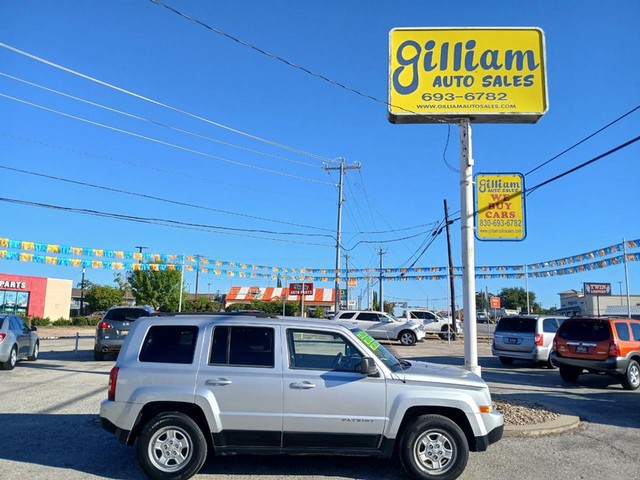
[558,289,640,318]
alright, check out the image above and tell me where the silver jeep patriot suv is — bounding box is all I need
[100,314,503,480]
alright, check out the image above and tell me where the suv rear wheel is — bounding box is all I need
[137,411,207,480]
[621,359,640,391]
[439,325,457,341]
[399,414,469,480]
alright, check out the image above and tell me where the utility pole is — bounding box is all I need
[135,245,148,264]
[444,200,457,324]
[344,254,350,309]
[324,158,361,312]
[80,267,85,316]
[194,255,203,298]
[378,247,386,311]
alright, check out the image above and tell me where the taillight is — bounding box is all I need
[552,337,557,352]
[609,340,621,357]
[0,333,6,343]
[98,321,113,330]
[534,333,543,346]
[108,367,119,401]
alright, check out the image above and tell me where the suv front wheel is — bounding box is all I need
[399,414,469,480]
[137,411,207,480]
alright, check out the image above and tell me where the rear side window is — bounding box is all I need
[410,311,437,321]
[615,323,630,341]
[542,318,561,333]
[139,325,198,364]
[210,326,274,367]
[356,312,378,322]
[631,323,640,341]
[558,320,610,342]
[338,312,355,319]
[496,317,535,333]
[105,308,150,322]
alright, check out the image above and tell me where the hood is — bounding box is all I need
[398,359,487,389]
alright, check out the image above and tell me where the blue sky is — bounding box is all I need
[1,0,638,312]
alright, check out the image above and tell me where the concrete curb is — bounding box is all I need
[504,414,581,437]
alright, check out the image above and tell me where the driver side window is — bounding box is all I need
[287,329,362,372]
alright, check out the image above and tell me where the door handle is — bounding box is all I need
[290,381,316,389]
[205,378,232,386]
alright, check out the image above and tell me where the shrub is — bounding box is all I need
[72,316,89,326]
[31,317,51,326]
[54,318,72,326]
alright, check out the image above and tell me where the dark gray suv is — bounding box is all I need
[93,306,154,360]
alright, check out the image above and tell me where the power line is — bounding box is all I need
[525,104,640,176]
[0,132,329,200]
[0,92,334,185]
[149,0,448,125]
[0,196,336,246]
[0,41,333,162]
[527,135,640,195]
[0,72,324,169]
[0,164,335,232]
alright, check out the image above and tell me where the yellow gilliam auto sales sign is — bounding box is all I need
[388,27,548,124]
[475,173,526,241]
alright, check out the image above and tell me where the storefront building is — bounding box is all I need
[0,273,72,320]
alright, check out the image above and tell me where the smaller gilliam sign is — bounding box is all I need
[475,173,526,241]
[584,283,611,296]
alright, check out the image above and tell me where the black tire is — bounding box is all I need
[94,349,106,361]
[621,359,640,390]
[399,330,417,346]
[498,356,514,365]
[1,345,18,370]
[137,411,207,480]
[559,365,581,383]
[399,414,469,480]
[439,325,457,341]
[28,341,39,361]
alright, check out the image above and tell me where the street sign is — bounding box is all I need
[475,173,526,241]
[490,296,501,308]
[584,283,611,296]
[388,27,548,124]
[289,283,313,296]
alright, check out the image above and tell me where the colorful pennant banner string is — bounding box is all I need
[0,236,638,279]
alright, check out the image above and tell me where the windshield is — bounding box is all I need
[350,327,402,371]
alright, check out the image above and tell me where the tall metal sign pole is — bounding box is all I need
[459,119,479,374]
[388,27,548,375]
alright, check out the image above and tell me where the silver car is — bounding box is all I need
[0,314,39,370]
[492,315,565,368]
[94,306,154,360]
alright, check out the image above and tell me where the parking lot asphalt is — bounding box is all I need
[2,334,638,480]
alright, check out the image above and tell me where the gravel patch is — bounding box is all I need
[494,397,560,426]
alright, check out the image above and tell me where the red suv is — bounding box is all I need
[551,317,640,390]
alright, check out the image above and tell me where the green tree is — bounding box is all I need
[127,269,182,312]
[84,285,124,312]
[182,297,223,312]
[499,287,539,313]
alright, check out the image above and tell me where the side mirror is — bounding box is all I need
[359,357,379,376]
[30,326,38,331]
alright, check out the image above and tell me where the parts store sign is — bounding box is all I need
[475,173,526,241]
[388,27,548,124]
